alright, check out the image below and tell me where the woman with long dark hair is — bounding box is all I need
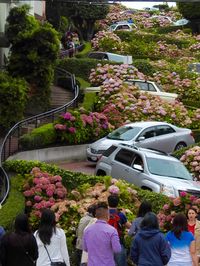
[166,213,198,266]
[130,212,171,266]
[34,209,70,266]
[0,213,38,266]
[129,200,152,236]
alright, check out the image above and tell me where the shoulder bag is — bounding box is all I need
[44,245,66,266]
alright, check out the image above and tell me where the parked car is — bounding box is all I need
[85,79,178,102]
[88,52,133,64]
[95,144,200,198]
[188,63,200,74]
[173,18,189,26]
[86,121,195,163]
[125,79,178,102]
[108,21,137,32]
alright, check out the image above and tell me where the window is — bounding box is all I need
[155,125,175,136]
[102,145,118,157]
[148,83,156,91]
[138,127,156,139]
[135,81,148,91]
[115,148,135,166]
[132,155,144,169]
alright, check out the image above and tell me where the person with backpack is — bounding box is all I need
[83,202,121,266]
[108,194,131,266]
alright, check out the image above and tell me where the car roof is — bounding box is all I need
[122,121,173,128]
[116,143,177,161]
[126,79,154,83]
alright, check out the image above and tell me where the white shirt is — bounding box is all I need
[34,227,70,266]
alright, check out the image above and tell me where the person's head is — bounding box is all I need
[87,204,97,217]
[14,213,30,234]
[95,202,109,221]
[108,194,119,208]
[172,213,188,239]
[140,212,159,230]
[38,209,56,245]
[187,207,197,222]
[137,200,152,218]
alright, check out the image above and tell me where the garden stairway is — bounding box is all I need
[50,85,74,109]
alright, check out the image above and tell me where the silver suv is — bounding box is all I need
[95,144,200,198]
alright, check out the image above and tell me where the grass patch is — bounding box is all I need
[82,92,97,111]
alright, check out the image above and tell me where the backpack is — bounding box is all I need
[108,212,123,239]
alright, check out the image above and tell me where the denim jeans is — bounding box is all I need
[114,244,127,266]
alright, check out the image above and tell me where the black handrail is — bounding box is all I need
[0,67,79,205]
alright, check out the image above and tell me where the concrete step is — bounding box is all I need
[50,85,74,109]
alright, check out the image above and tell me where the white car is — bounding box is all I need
[86,121,195,163]
[85,79,178,103]
[108,22,137,32]
[88,52,133,64]
[126,79,178,102]
[173,19,189,26]
[95,144,200,198]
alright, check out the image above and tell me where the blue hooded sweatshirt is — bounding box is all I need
[130,228,171,266]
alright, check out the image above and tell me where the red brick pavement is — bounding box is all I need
[54,160,96,175]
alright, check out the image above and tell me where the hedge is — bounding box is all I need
[19,123,57,150]
[116,31,195,49]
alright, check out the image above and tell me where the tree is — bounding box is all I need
[47,0,109,41]
[177,3,200,33]
[5,5,60,114]
[0,72,27,131]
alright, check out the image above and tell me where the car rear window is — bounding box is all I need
[102,145,118,157]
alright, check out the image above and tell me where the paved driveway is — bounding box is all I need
[55,160,96,175]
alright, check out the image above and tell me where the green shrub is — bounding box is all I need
[133,59,156,76]
[75,42,92,58]
[19,123,56,150]
[0,72,28,130]
[82,92,97,111]
[0,176,25,230]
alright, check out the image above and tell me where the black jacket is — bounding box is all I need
[0,232,38,266]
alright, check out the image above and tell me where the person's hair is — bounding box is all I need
[14,213,31,234]
[187,207,197,219]
[172,213,188,239]
[87,204,97,217]
[140,212,159,230]
[38,209,56,245]
[137,201,152,218]
[95,202,108,219]
[108,195,119,208]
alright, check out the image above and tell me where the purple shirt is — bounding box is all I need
[83,219,121,266]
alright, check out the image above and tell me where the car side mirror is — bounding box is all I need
[133,164,143,171]
[138,136,145,142]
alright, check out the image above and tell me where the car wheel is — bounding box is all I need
[141,186,152,191]
[96,170,106,176]
[174,142,187,151]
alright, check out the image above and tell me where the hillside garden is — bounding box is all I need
[1,3,200,265]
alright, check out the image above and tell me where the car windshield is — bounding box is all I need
[155,82,163,91]
[107,126,142,141]
[147,158,192,180]
[110,24,117,30]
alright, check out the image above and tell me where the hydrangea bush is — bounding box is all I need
[158,192,200,232]
[180,146,200,180]
[54,109,111,144]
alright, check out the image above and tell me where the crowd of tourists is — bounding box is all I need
[0,196,200,266]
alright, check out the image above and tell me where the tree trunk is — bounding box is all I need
[190,19,200,34]
[85,19,95,41]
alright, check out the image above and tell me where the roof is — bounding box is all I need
[123,121,171,128]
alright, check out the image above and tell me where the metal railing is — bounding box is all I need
[0,67,79,205]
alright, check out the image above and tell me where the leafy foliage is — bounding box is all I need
[0,72,27,130]
[60,0,109,40]
[5,5,60,113]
